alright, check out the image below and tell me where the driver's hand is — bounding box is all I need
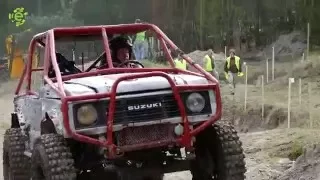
[128,63,143,68]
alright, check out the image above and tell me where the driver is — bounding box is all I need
[110,36,132,67]
[100,36,143,68]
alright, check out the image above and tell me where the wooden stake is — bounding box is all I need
[308,82,313,128]
[272,46,275,81]
[261,75,264,119]
[307,23,310,60]
[299,78,302,105]
[266,58,269,83]
[287,78,294,128]
[244,64,248,111]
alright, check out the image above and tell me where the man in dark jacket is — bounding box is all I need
[224,49,244,94]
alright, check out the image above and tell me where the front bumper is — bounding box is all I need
[61,71,222,158]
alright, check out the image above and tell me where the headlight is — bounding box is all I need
[77,104,98,125]
[186,93,205,113]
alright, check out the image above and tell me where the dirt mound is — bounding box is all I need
[278,144,320,180]
[240,128,320,180]
[288,59,320,80]
[268,58,320,88]
[268,31,306,58]
[244,31,307,61]
[186,50,225,63]
[186,49,226,76]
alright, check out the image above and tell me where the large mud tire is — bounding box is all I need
[31,134,77,180]
[3,128,30,180]
[190,122,246,180]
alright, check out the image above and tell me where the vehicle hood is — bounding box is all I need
[63,73,209,95]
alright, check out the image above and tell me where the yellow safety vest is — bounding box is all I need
[204,55,214,71]
[136,31,146,42]
[226,56,240,70]
[174,58,187,70]
[5,35,13,56]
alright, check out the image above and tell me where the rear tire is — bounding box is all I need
[31,134,77,180]
[3,128,30,180]
[190,122,246,180]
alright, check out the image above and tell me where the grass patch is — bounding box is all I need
[288,141,304,160]
[269,140,304,161]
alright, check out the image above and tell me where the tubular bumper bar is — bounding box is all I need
[61,71,222,159]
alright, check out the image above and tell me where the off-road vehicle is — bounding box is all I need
[3,23,246,180]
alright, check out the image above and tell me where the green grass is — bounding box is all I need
[288,141,304,160]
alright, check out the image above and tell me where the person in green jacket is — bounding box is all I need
[173,53,188,70]
[203,49,219,80]
[133,19,147,60]
[224,49,244,94]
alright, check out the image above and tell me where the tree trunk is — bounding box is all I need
[232,25,241,54]
[60,0,66,10]
[199,0,204,49]
[37,0,42,16]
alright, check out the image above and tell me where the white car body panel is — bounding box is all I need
[39,72,216,137]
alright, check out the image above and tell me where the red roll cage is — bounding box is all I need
[15,23,222,158]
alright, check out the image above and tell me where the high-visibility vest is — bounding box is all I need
[174,58,187,70]
[136,31,146,42]
[204,55,214,71]
[226,56,241,71]
[5,35,13,56]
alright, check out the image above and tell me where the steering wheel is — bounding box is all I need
[116,60,145,68]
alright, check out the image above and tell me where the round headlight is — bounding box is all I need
[186,93,205,113]
[77,104,98,125]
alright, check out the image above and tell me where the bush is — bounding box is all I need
[288,141,304,160]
